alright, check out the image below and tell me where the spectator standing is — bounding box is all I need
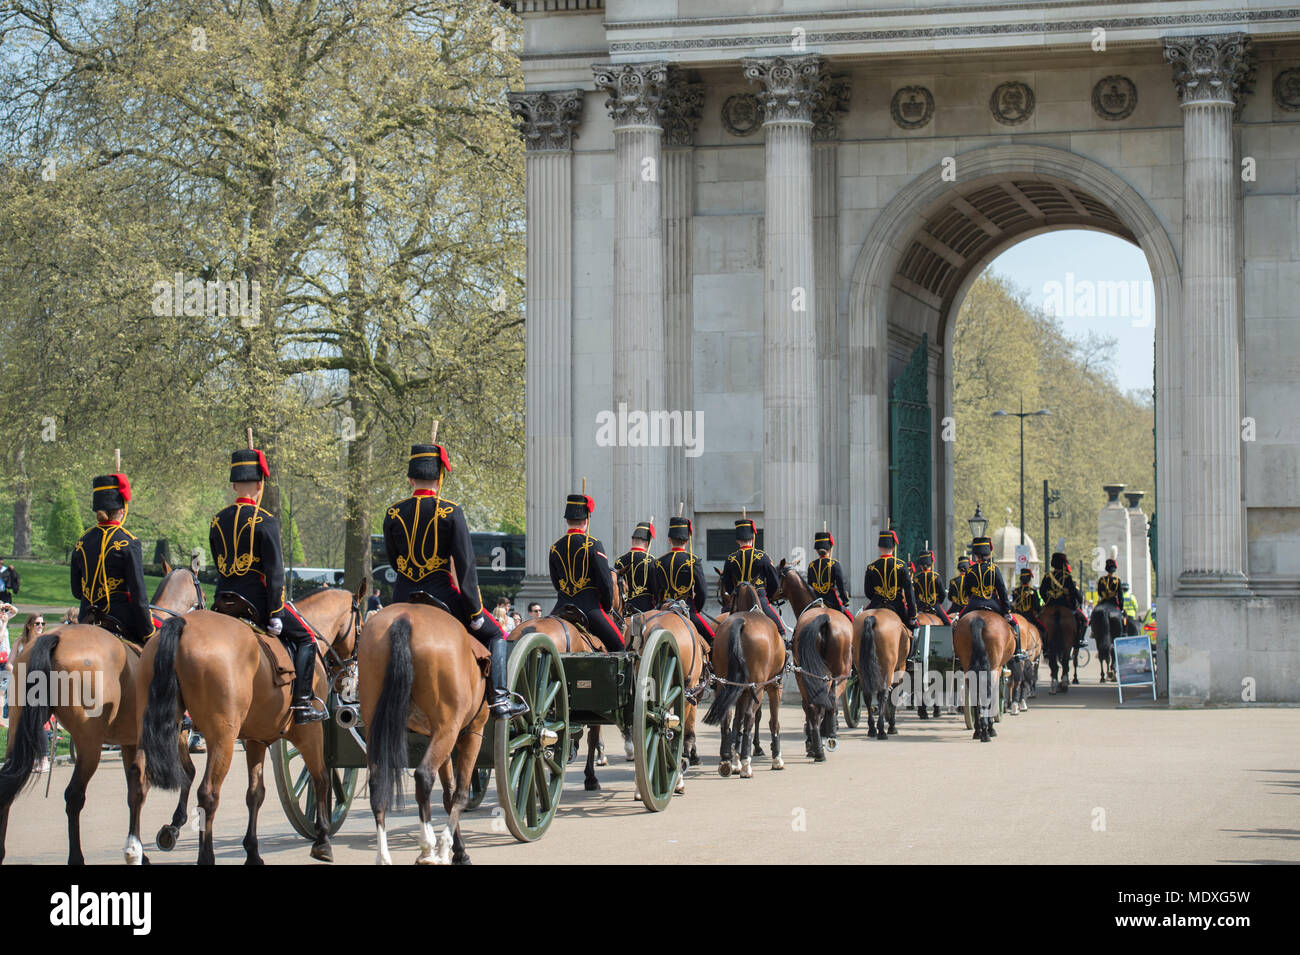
[527,602,542,619]
[0,558,17,603]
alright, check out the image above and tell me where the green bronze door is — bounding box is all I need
[889,334,931,563]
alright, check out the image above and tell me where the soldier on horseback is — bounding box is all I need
[946,557,970,616]
[721,518,785,637]
[957,536,1018,646]
[1040,552,1087,646]
[652,516,715,645]
[1095,558,1127,631]
[614,521,658,615]
[383,443,527,719]
[912,548,951,625]
[548,492,624,651]
[1011,568,1044,632]
[807,530,852,623]
[210,448,325,723]
[863,529,918,630]
[70,472,156,646]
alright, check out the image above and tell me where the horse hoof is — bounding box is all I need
[887,726,898,735]
[972,730,981,740]
[772,757,784,771]
[917,708,928,720]
[877,731,888,741]
[624,740,635,761]
[453,853,473,866]
[740,759,754,778]
[595,755,609,767]
[688,753,700,767]
[245,855,265,865]
[1071,678,1078,685]
[988,726,998,738]
[719,762,732,778]
[584,777,601,792]
[310,843,333,863]
[155,826,178,853]
[123,836,145,866]
[813,753,825,763]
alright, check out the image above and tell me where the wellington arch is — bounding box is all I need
[845,144,1183,691]
[504,1,1300,704]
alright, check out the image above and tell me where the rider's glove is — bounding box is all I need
[470,612,485,631]
[267,616,283,636]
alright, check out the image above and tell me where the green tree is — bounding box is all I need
[45,484,83,561]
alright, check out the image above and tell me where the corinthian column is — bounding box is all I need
[661,74,704,517]
[508,89,584,581]
[593,62,670,546]
[744,54,823,563]
[1163,34,1254,590]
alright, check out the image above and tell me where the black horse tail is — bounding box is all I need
[0,632,61,806]
[967,615,993,708]
[795,615,835,712]
[703,615,746,726]
[369,614,414,812]
[858,614,883,699]
[141,616,188,790]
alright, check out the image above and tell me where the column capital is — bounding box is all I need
[592,62,670,130]
[813,72,851,142]
[507,89,585,151]
[662,72,705,147]
[743,54,824,126]
[1162,33,1256,110]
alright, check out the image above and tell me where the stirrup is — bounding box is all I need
[490,690,530,719]
[291,700,328,724]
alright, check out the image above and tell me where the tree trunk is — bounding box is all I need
[343,422,374,595]
[11,441,33,558]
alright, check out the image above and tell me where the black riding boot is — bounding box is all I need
[488,635,529,720]
[290,641,326,724]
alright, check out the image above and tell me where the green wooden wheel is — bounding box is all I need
[633,629,685,812]
[842,672,863,728]
[269,738,357,839]
[493,633,570,843]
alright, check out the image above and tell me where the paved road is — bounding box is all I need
[4,681,1297,865]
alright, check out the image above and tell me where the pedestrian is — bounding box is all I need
[527,602,542,619]
[493,597,512,631]
[0,557,17,603]
[0,601,14,727]
[510,611,522,630]
[6,611,52,772]
[366,587,382,614]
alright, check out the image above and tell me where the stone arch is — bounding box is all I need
[845,144,1181,598]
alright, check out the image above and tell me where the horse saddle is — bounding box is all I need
[405,591,453,614]
[211,593,293,687]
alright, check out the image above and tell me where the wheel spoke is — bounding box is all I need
[533,758,552,813]
[292,766,311,800]
[541,679,561,713]
[514,753,535,819]
[508,732,537,753]
[662,684,682,709]
[645,727,660,780]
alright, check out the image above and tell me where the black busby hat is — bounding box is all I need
[633,520,655,542]
[92,474,131,513]
[408,443,451,481]
[230,449,270,484]
[814,530,834,550]
[734,518,755,541]
[1104,557,1117,572]
[668,516,692,541]
[957,557,970,570]
[1051,551,1068,570]
[1019,568,1034,581]
[917,549,934,567]
[564,493,594,521]
[877,529,898,550]
[970,536,993,557]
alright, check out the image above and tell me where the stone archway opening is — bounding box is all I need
[848,145,1181,696]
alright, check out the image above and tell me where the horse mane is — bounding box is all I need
[732,580,761,612]
[292,583,334,603]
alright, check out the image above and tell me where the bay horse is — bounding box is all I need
[359,604,490,865]
[134,583,363,864]
[952,610,1017,742]
[1039,605,1074,695]
[1007,614,1042,714]
[0,566,205,865]
[624,603,709,792]
[715,568,782,758]
[513,568,621,792]
[1087,604,1120,682]
[702,581,785,777]
[775,565,852,761]
[852,608,912,740]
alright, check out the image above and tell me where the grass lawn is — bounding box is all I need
[0,724,75,762]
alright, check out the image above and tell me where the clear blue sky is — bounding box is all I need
[980,230,1155,391]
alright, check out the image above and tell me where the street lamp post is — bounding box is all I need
[992,397,1050,545]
